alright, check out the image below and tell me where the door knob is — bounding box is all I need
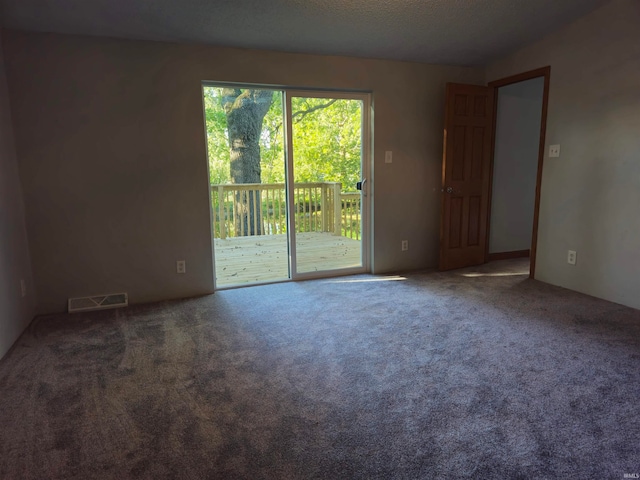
[445,187,454,194]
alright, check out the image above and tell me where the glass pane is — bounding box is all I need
[291,97,363,274]
[203,87,289,287]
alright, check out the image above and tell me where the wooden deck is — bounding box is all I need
[214,232,362,287]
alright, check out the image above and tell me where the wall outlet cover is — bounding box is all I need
[177,260,186,274]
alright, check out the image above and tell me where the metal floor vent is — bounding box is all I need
[68,293,128,313]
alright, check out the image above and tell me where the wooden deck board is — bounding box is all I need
[214,232,361,287]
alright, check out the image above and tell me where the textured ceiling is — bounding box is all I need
[0,0,609,65]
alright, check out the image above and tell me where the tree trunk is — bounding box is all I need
[221,89,273,236]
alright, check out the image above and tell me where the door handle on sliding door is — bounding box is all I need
[356,178,367,195]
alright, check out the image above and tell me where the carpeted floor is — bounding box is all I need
[1,259,639,479]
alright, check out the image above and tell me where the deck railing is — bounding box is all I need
[211,182,361,240]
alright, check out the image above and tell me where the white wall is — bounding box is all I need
[487,0,640,310]
[489,77,544,254]
[0,31,36,358]
[2,30,483,314]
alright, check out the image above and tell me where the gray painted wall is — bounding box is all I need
[0,32,36,358]
[487,0,640,310]
[2,30,484,314]
[489,77,544,254]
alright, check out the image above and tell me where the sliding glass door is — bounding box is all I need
[286,92,369,277]
[203,86,370,288]
[204,87,289,287]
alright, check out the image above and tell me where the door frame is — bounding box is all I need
[485,66,550,279]
[284,90,372,281]
[201,83,373,290]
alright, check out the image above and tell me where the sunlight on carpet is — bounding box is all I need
[460,270,529,277]
[328,275,407,283]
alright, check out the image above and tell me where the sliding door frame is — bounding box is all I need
[284,90,372,280]
[202,82,373,289]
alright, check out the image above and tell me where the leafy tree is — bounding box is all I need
[203,87,362,237]
[203,88,232,184]
[291,97,361,189]
[221,89,274,235]
[221,89,273,184]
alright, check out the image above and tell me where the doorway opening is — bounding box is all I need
[487,67,550,278]
[202,86,371,288]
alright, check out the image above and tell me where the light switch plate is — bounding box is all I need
[549,144,560,158]
[385,151,393,163]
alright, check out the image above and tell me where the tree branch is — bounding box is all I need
[292,99,338,122]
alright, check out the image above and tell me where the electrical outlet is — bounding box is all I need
[177,260,186,274]
[401,240,409,251]
[20,279,26,297]
[549,144,560,158]
[567,250,577,265]
[385,151,393,163]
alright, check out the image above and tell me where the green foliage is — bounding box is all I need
[203,88,231,184]
[291,97,362,189]
[203,87,362,189]
[260,93,286,183]
[204,88,363,240]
